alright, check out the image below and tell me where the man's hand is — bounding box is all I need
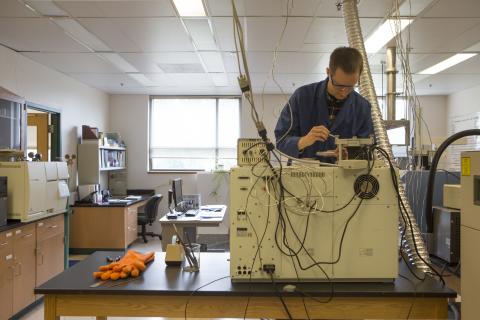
[298,125,330,150]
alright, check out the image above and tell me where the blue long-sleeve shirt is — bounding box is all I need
[274,78,374,159]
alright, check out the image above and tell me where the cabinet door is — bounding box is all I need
[0,240,14,320]
[36,233,64,286]
[12,225,36,315]
[126,206,138,245]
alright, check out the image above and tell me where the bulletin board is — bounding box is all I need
[446,112,480,171]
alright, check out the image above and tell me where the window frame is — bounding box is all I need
[148,95,242,173]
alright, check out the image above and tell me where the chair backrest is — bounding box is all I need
[144,194,163,224]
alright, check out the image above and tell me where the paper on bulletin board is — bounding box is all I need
[446,112,480,171]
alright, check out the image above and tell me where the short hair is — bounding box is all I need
[329,47,363,75]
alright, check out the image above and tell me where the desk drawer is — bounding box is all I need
[13,224,35,241]
[0,229,14,249]
[126,207,137,227]
[36,215,64,242]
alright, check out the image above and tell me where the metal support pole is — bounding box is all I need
[386,47,397,121]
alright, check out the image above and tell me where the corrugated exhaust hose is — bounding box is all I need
[341,0,432,274]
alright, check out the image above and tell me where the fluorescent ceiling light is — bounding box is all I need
[172,0,206,17]
[419,53,478,75]
[184,19,216,50]
[98,53,138,73]
[24,0,68,16]
[365,19,413,53]
[52,18,111,52]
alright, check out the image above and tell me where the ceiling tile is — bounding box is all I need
[422,0,480,18]
[56,0,176,18]
[78,18,140,52]
[408,18,480,53]
[22,52,121,73]
[312,0,393,18]
[0,18,89,52]
[199,52,225,72]
[121,52,201,72]
[68,73,141,88]
[80,18,194,52]
[246,17,312,51]
[167,73,214,86]
[0,0,38,17]
[206,0,323,17]
[305,17,381,47]
[276,52,327,73]
[211,17,235,51]
[184,19,217,51]
[414,74,480,95]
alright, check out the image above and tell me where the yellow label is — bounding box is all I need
[461,157,471,176]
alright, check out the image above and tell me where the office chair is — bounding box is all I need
[137,194,163,243]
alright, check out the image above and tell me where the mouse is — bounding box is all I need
[282,284,296,292]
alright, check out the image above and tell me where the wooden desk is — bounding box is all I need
[159,205,226,250]
[70,198,148,253]
[36,251,455,320]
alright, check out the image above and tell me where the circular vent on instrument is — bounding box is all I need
[354,175,379,199]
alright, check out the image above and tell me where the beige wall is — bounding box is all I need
[0,45,110,189]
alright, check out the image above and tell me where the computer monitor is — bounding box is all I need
[172,178,183,207]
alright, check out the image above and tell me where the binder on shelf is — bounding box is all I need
[82,125,99,140]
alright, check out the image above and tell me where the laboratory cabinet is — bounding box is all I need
[0,214,64,320]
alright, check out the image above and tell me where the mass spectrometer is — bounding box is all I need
[230,137,399,282]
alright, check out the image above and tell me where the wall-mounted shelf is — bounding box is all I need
[100,166,126,171]
[99,146,126,151]
[78,139,126,185]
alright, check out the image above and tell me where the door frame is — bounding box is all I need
[26,101,62,162]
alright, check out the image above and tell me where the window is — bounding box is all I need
[379,97,409,121]
[149,97,240,171]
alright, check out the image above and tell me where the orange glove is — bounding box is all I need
[93,250,155,281]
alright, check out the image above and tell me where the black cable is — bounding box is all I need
[272,147,376,267]
[269,272,294,320]
[375,146,445,286]
[425,129,480,233]
[183,275,230,320]
[242,173,272,320]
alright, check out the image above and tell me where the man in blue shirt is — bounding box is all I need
[274,47,373,160]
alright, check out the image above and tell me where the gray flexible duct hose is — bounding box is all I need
[341,0,432,273]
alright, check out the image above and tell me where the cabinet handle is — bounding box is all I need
[36,248,44,266]
[49,225,58,229]
[23,233,34,238]
[8,265,15,280]
[0,242,7,246]
[14,263,22,276]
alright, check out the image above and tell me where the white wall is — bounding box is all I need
[447,84,480,125]
[0,45,109,189]
[417,95,448,145]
